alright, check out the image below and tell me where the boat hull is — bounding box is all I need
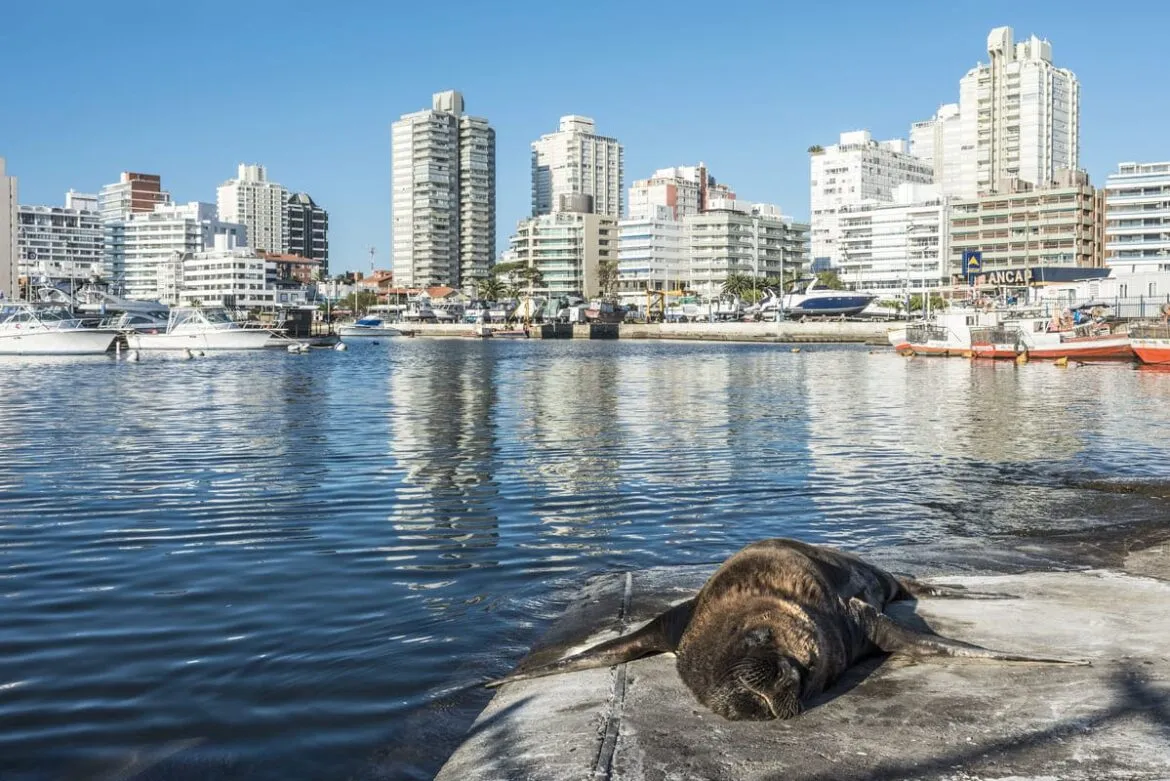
[0,329,116,355]
[785,294,875,317]
[128,329,274,351]
[338,327,403,339]
[1132,339,1170,365]
[1021,334,1133,361]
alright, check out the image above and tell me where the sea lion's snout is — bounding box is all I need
[711,654,803,721]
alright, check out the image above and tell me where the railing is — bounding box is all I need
[906,324,949,343]
[1130,323,1170,339]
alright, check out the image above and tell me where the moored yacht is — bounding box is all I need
[781,279,876,317]
[126,307,276,350]
[0,304,118,355]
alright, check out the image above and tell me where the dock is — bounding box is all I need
[434,539,1170,781]
[396,321,895,344]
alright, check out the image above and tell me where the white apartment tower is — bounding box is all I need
[1104,162,1170,267]
[17,199,105,282]
[532,116,623,219]
[836,183,952,295]
[909,103,963,196]
[0,159,16,299]
[957,27,1079,197]
[110,202,246,300]
[392,90,496,289]
[809,131,933,266]
[217,164,288,253]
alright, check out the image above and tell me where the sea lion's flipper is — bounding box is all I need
[844,597,1088,665]
[895,576,1018,601]
[485,598,696,688]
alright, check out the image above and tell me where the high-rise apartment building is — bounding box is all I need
[626,164,734,221]
[836,184,952,294]
[949,169,1101,277]
[531,115,623,219]
[285,192,329,271]
[909,103,963,196]
[109,202,246,300]
[685,200,809,297]
[0,159,16,299]
[98,172,171,283]
[217,164,287,253]
[17,197,104,282]
[809,131,933,266]
[1103,162,1170,267]
[956,27,1079,197]
[98,172,170,222]
[507,211,617,299]
[618,164,736,298]
[392,90,495,289]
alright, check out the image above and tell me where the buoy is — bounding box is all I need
[287,344,300,353]
[903,350,916,358]
[791,347,801,353]
[1015,352,1028,365]
[126,350,140,362]
[962,351,973,359]
[1054,356,1069,367]
[334,342,348,351]
[181,348,193,360]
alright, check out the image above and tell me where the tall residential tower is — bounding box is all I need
[391,90,495,289]
[956,27,1079,196]
[531,116,623,219]
[217,164,288,253]
[0,159,16,299]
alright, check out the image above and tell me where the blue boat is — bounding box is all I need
[781,279,875,317]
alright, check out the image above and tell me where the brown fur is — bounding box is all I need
[486,538,1082,720]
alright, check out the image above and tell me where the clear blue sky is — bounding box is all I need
[3,0,1167,274]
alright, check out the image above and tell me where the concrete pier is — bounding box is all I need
[395,321,895,344]
[435,540,1170,781]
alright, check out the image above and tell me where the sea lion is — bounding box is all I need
[487,538,1082,721]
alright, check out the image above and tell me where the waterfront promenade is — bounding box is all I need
[395,320,892,344]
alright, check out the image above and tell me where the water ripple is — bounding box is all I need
[0,343,1168,779]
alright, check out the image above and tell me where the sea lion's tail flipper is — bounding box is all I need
[845,597,1090,665]
[895,576,1018,601]
[485,598,696,689]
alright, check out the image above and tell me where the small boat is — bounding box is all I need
[972,310,1132,362]
[338,316,403,340]
[0,304,118,355]
[899,308,1003,356]
[127,307,276,351]
[1122,322,1168,365]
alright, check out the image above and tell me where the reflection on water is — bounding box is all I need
[1,343,1169,780]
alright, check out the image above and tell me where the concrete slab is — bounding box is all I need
[436,551,1170,781]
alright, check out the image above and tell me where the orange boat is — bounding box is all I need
[1130,323,1170,365]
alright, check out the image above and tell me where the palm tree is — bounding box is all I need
[477,278,506,301]
[722,273,751,299]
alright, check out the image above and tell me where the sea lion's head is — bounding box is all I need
[678,621,805,721]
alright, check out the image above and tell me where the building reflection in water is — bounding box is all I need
[384,343,502,600]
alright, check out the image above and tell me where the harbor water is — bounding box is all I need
[2,341,1169,780]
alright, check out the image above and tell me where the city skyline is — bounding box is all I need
[4,0,1169,274]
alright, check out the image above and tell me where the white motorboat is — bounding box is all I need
[778,279,876,318]
[106,310,171,333]
[126,307,276,351]
[0,304,118,355]
[338,316,403,339]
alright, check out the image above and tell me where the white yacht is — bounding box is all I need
[126,307,276,351]
[0,304,118,355]
[338,316,404,340]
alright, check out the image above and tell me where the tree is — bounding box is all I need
[598,258,619,300]
[721,273,752,299]
[808,145,825,155]
[476,277,506,301]
[816,270,845,290]
[908,293,948,313]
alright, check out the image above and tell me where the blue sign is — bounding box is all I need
[962,251,982,285]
